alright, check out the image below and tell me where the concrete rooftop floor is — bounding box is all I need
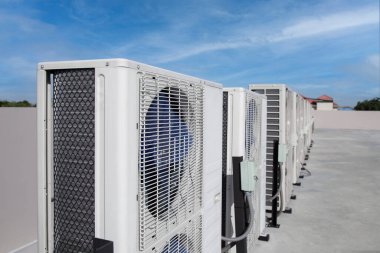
[255,129,380,253]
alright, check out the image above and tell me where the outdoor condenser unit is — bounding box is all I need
[296,94,306,172]
[249,84,293,213]
[305,100,314,148]
[37,59,223,253]
[286,90,298,185]
[221,88,268,253]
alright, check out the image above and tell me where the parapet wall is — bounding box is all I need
[312,111,380,130]
[0,108,37,253]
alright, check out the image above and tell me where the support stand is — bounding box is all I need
[93,238,113,253]
[258,234,270,241]
[268,140,280,228]
[232,157,247,252]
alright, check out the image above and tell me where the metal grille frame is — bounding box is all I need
[245,91,265,249]
[251,88,281,208]
[51,68,96,253]
[285,90,295,200]
[138,73,204,251]
[245,92,259,162]
[155,216,202,253]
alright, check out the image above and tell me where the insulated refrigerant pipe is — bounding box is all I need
[268,162,283,202]
[221,192,255,243]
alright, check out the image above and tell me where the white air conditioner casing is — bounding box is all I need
[37,58,223,253]
[221,88,267,252]
[296,94,307,174]
[294,93,314,183]
[249,84,292,212]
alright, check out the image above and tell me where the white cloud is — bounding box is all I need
[292,84,330,89]
[155,40,252,63]
[0,13,54,33]
[367,54,380,68]
[271,7,379,42]
[342,53,380,83]
[148,5,380,63]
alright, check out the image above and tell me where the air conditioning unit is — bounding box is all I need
[296,94,306,170]
[305,100,314,148]
[286,90,298,186]
[303,99,313,150]
[37,59,223,253]
[221,88,268,253]
[248,84,293,213]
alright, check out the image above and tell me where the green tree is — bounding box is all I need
[354,97,380,111]
[0,100,35,107]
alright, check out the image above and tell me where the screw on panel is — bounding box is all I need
[137,65,140,69]
[41,65,44,69]
[105,62,109,66]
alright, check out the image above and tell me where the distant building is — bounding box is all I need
[304,94,339,111]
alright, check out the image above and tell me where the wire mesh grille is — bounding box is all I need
[296,95,305,166]
[139,73,204,250]
[154,216,202,253]
[285,91,294,200]
[245,92,264,249]
[247,190,259,249]
[52,68,95,253]
[252,88,281,208]
[245,92,259,161]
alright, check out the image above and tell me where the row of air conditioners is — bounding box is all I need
[37,58,313,253]
[249,84,314,218]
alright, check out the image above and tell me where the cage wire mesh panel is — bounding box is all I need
[245,92,262,249]
[297,96,305,166]
[245,92,258,161]
[251,88,280,209]
[139,73,204,251]
[52,69,95,253]
[156,215,202,253]
[285,91,294,200]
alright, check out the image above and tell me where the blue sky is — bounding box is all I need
[0,0,379,106]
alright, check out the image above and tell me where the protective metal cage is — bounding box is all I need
[138,73,204,251]
[285,90,295,200]
[250,88,281,209]
[155,215,202,253]
[245,92,265,249]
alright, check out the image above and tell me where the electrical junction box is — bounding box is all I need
[240,160,257,192]
[278,144,287,163]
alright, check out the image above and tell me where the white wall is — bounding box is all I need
[0,108,37,253]
[316,102,333,111]
[312,111,380,130]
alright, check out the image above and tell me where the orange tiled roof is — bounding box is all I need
[317,95,333,101]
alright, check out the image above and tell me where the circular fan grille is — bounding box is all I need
[161,234,190,253]
[142,88,192,220]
